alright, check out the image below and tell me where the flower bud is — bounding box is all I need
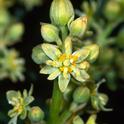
[7,23,24,41]
[69,16,88,38]
[41,23,59,43]
[50,0,74,26]
[104,1,121,21]
[84,44,99,62]
[28,106,44,123]
[73,115,84,124]
[32,44,49,64]
[73,86,90,104]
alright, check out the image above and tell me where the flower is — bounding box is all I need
[40,36,99,92]
[6,86,34,123]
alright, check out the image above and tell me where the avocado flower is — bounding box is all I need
[6,86,34,124]
[39,36,99,92]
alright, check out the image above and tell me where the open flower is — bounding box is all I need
[40,36,99,92]
[6,86,34,123]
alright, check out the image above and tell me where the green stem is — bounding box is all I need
[47,79,63,124]
[60,26,68,41]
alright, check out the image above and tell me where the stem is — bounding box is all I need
[47,79,63,124]
[60,26,68,41]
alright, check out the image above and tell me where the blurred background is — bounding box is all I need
[0,0,124,123]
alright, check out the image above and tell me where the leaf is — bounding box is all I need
[58,74,70,92]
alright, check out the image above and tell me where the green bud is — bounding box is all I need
[41,23,59,43]
[73,86,90,104]
[7,23,24,41]
[28,106,44,123]
[73,116,84,124]
[84,44,99,62]
[50,0,74,26]
[104,0,121,21]
[32,44,49,64]
[69,16,88,37]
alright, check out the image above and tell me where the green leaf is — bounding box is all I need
[32,44,49,64]
[47,69,61,80]
[42,43,62,60]
[58,74,70,92]
[40,66,57,74]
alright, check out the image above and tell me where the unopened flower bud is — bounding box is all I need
[73,86,90,104]
[50,0,74,26]
[69,16,88,37]
[41,23,59,43]
[80,61,90,71]
[28,106,44,123]
[84,44,99,62]
[104,1,121,21]
[73,115,84,124]
[7,23,24,41]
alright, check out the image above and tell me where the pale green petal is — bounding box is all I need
[42,43,62,60]
[73,48,90,63]
[71,69,89,83]
[40,66,57,74]
[47,69,61,80]
[64,36,72,55]
[58,74,70,92]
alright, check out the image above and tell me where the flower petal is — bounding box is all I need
[72,69,89,83]
[73,48,90,63]
[64,36,72,55]
[58,74,70,92]
[47,69,61,80]
[42,43,62,60]
[40,66,57,74]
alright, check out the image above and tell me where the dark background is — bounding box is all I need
[0,0,124,123]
